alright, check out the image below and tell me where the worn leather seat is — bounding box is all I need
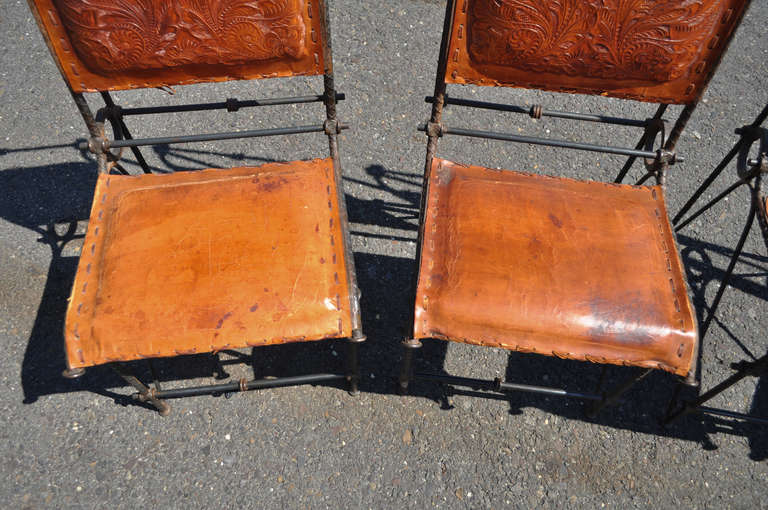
[413,158,697,377]
[65,158,352,368]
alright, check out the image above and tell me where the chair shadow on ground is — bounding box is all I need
[4,146,766,458]
[4,144,338,414]
[346,165,768,459]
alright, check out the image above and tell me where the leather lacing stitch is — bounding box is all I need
[324,165,345,337]
[69,176,112,366]
[420,161,443,334]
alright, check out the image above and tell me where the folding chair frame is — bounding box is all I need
[664,104,768,426]
[398,0,748,415]
[32,0,366,415]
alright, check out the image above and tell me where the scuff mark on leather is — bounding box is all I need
[215,312,233,329]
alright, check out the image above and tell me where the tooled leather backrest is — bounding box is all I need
[27,0,327,92]
[444,0,750,104]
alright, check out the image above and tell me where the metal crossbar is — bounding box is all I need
[80,123,348,151]
[417,123,680,161]
[117,93,345,116]
[427,95,650,127]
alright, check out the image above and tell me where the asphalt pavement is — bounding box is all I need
[1,0,767,508]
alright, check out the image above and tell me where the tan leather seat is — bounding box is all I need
[413,158,697,377]
[65,158,352,369]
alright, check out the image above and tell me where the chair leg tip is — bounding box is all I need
[157,403,172,417]
[62,367,86,379]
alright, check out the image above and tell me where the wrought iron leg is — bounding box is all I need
[675,179,748,231]
[699,205,757,339]
[100,92,152,174]
[614,104,668,183]
[69,90,100,138]
[398,339,423,395]
[346,331,366,396]
[665,354,768,424]
[111,363,171,416]
[586,368,653,417]
[62,367,86,379]
[674,148,743,225]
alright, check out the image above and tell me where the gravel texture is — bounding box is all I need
[1,0,766,508]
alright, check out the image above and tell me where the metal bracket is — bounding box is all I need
[83,136,107,154]
[426,121,443,138]
[324,119,341,135]
[737,126,768,179]
[641,117,683,185]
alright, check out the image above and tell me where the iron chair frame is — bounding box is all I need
[30,0,365,415]
[664,104,768,426]
[398,0,745,416]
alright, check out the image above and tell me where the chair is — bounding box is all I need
[27,0,365,415]
[664,103,767,426]
[399,0,751,416]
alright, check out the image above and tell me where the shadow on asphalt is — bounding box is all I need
[2,150,766,460]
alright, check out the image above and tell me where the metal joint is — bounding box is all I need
[529,104,543,119]
[134,387,158,403]
[734,124,763,141]
[747,155,768,172]
[737,127,768,179]
[225,98,239,112]
[644,116,665,133]
[657,149,681,166]
[239,378,248,392]
[324,119,341,135]
[104,104,123,120]
[426,121,443,138]
[81,136,109,154]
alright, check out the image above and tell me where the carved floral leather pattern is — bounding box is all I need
[467,0,719,83]
[27,0,325,91]
[445,0,750,103]
[52,0,307,74]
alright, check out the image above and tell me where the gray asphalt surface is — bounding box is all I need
[1,0,767,508]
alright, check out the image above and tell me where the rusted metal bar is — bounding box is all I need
[421,124,681,161]
[143,373,346,399]
[116,93,344,116]
[430,95,649,127]
[79,123,347,151]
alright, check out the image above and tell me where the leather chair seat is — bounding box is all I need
[65,158,352,368]
[413,158,698,377]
